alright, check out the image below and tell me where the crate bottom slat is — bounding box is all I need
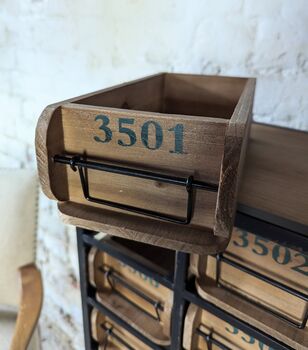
[59,201,229,254]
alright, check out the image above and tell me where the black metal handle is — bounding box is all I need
[53,154,218,225]
[196,328,231,350]
[216,254,308,329]
[101,266,164,321]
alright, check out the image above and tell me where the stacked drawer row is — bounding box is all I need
[185,228,308,350]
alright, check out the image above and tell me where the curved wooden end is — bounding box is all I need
[10,264,43,350]
[35,104,69,201]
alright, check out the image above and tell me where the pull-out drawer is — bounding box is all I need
[91,308,151,349]
[192,228,308,349]
[89,244,173,345]
[183,303,275,350]
[36,73,255,254]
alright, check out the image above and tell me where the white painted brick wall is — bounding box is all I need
[0,1,307,348]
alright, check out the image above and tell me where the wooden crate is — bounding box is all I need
[91,308,151,349]
[183,303,274,350]
[191,228,308,349]
[89,244,173,345]
[35,73,255,254]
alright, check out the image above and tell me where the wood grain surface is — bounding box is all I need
[88,246,173,334]
[183,303,276,350]
[35,73,254,252]
[59,201,229,254]
[238,123,308,227]
[193,227,308,347]
[61,102,226,227]
[96,291,170,346]
[10,264,43,350]
[214,78,255,237]
[91,308,151,350]
[195,277,308,350]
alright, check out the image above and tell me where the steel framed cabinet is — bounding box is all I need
[34,74,307,350]
[76,123,308,350]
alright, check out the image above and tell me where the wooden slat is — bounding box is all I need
[163,74,247,118]
[183,303,201,350]
[214,78,255,237]
[58,201,229,254]
[76,73,164,111]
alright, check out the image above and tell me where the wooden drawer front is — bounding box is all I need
[183,304,274,350]
[91,308,151,350]
[202,228,308,326]
[89,247,173,345]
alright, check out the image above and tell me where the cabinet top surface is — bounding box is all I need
[239,123,308,228]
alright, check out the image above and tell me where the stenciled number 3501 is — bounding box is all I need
[93,115,185,154]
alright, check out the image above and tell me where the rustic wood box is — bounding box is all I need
[36,73,255,254]
[191,228,308,349]
[88,242,173,346]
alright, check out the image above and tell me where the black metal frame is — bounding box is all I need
[53,154,218,225]
[77,215,308,350]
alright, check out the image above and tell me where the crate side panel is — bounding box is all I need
[74,74,164,113]
[164,74,247,119]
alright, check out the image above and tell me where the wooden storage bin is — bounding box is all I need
[91,308,151,349]
[183,303,273,350]
[88,240,173,345]
[36,73,255,254]
[191,228,308,349]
